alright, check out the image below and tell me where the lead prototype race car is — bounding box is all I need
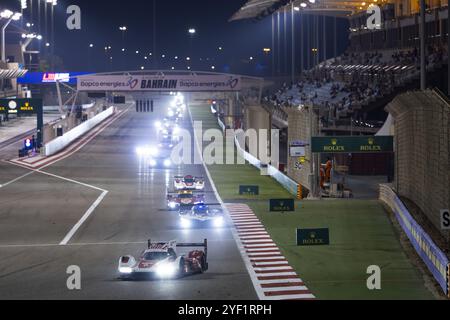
[179,203,225,228]
[118,239,208,280]
[167,190,205,210]
[174,175,205,190]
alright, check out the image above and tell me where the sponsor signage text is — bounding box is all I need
[269,199,295,212]
[239,185,259,196]
[311,136,393,153]
[77,75,242,92]
[296,228,330,246]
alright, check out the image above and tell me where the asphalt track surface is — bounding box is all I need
[0,96,257,300]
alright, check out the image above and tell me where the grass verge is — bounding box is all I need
[189,103,435,300]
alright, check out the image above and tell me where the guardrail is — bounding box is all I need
[379,184,450,297]
[44,106,115,156]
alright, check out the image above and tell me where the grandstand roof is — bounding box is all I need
[230,0,392,21]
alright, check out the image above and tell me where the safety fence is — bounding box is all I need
[380,184,450,297]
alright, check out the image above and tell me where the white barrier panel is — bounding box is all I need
[233,128,298,196]
[44,107,114,156]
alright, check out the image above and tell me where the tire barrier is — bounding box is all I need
[380,184,450,297]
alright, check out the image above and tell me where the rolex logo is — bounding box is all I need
[310,232,316,239]
[331,139,337,146]
[368,138,374,145]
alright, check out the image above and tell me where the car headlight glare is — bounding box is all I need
[156,263,177,278]
[180,217,192,228]
[164,159,172,167]
[119,267,133,274]
[213,216,224,227]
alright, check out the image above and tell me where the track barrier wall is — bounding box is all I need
[217,113,299,196]
[44,106,115,156]
[380,184,449,296]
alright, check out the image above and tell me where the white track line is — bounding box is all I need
[188,105,267,300]
[0,171,34,189]
[59,190,109,245]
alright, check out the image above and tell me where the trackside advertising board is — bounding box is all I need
[77,75,242,92]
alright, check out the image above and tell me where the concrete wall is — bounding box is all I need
[44,106,114,156]
[285,106,318,193]
[243,105,271,160]
[386,90,450,238]
[42,102,106,144]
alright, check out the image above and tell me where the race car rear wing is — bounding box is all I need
[177,239,208,262]
[146,239,208,261]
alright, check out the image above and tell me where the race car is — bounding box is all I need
[174,175,205,190]
[179,203,224,228]
[167,190,205,210]
[118,239,208,279]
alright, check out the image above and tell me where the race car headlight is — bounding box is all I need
[180,217,192,228]
[168,110,175,117]
[169,202,177,209]
[213,216,224,228]
[155,121,162,129]
[119,267,133,274]
[164,159,172,167]
[156,262,177,278]
[149,159,157,167]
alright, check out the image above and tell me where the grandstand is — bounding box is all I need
[233,0,449,135]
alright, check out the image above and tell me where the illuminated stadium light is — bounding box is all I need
[89,43,94,48]
[294,6,300,11]
[300,3,307,8]
[0,10,14,19]
[309,0,316,3]
[188,28,196,34]
[21,0,28,9]
[12,12,22,20]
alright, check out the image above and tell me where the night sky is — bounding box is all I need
[2,0,348,76]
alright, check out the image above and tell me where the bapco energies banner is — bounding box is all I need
[77,75,241,92]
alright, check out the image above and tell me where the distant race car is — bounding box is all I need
[174,175,205,190]
[167,190,205,210]
[118,239,208,279]
[179,203,224,228]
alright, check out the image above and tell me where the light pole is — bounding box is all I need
[419,0,426,90]
[188,28,196,67]
[119,26,127,69]
[1,10,22,62]
[291,3,296,84]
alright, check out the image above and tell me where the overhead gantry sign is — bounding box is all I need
[76,74,242,92]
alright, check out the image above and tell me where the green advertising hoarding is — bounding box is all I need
[296,228,330,246]
[311,136,393,153]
